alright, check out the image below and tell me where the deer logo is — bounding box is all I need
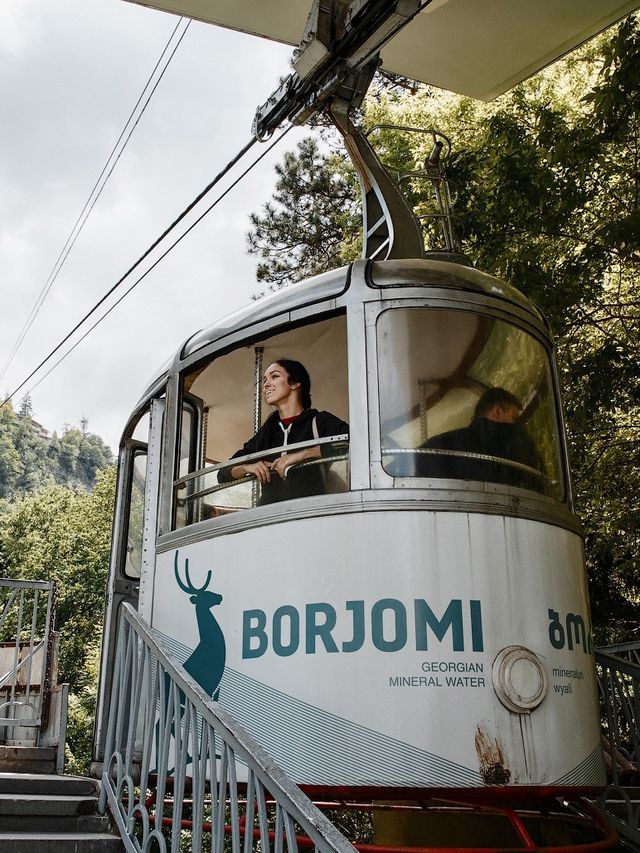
[174,551,226,701]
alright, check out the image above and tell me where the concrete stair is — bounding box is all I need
[0,773,124,852]
[0,744,56,774]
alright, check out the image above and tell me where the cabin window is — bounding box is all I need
[173,315,349,527]
[377,308,565,500]
[121,406,152,579]
[124,449,148,578]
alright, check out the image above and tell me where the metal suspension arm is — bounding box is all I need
[328,90,425,260]
[253,0,427,260]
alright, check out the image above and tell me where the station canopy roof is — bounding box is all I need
[124,0,639,100]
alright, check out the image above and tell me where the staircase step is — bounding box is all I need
[0,745,56,774]
[0,832,124,852]
[0,772,123,849]
[0,772,98,796]
[0,792,98,815]
[0,813,112,833]
[0,746,54,761]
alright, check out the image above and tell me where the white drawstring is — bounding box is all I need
[278,421,292,453]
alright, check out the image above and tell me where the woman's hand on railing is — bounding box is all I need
[271,446,321,479]
[230,460,274,483]
[233,446,323,482]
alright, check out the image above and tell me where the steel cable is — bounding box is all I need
[6,125,291,404]
[0,17,191,383]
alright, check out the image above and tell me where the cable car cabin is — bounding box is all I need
[95,255,605,800]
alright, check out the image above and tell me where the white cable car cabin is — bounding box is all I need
[97,252,603,801]
[92,0,634,843]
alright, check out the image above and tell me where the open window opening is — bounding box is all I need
[377,308,566,500]
[122,409,151,579]
[174,314,349,528]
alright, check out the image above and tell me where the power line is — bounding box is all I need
[0,17,191,384]
[9,126,292,404]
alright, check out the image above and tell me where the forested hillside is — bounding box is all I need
[0,397,112,498]
[0,398,115,771]
[249,19,640,641]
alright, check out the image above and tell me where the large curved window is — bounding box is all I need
[173,316,349,528]
[377,308,565,500]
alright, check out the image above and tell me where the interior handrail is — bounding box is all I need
[382,446,549,482]
[174,434,349,488]
[181,453,350,504]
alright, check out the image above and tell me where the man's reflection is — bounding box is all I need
[416,387,543,488]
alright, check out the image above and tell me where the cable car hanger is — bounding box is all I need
[253,0,462,262]
[252,0,425,141]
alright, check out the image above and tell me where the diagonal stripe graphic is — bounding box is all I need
[157,630,481,787]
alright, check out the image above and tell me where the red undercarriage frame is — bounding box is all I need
[145,782,617,853]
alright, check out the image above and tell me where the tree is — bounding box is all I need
[0,404,21,499]
[58,428,82,477]
[76,432,113,485]
[247,18,640,641]
[18,394,33,419]
[0,467,116,771]
[248,136,361,291]
[0,399,114,499]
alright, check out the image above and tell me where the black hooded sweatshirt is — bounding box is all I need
[218,408,349,504]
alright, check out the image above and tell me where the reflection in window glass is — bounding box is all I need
[173,316,350,528]
[178,403,198,478]
[377,308,565,499]
[131,411,150,443]
[125,451,147,578]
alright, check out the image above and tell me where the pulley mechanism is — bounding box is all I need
[252,0,421,141]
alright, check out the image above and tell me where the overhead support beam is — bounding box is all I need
[292,0,333,79]
[124,0,640,102]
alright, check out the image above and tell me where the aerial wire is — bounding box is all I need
[0,17,191,385]
[7,125,292,404]
[5,0,430,404]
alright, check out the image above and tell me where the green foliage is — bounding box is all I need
[65,639,102,775]
[247,136,361,290]
[248,18,640,641]
[0,466,116,770]
[0,402,112,499]
[0,467,115,684]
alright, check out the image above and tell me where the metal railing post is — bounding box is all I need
[0,579,56,744]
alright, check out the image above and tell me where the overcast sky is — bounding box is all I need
[1,0,310,450]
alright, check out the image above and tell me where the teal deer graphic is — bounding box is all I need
[174,551,226,700]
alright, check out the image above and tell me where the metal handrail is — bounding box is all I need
[0,578,55,736]
[598,641,640,661]
[174,435,349,489]
[381,446,549,482]
[0,579,54,591]
[593,644,640,847]
[181,453,350,504]
[596,646,640,783]
[99,603,357,853]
